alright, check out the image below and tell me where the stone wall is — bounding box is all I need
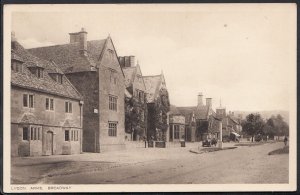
[98,38,125,152]
[11,87,82,157]
[66,71,99,152]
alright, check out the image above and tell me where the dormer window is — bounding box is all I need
[36,68,44,78]
[26,62,45,78]
[11,52,24,73]
[11,60,23,73]
[29,67,44,78]
[49,73,63,84]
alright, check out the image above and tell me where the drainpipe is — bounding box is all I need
[79,100,84,153]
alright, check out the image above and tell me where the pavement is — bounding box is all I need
[11,141,288,184]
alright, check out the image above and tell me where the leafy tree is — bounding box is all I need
[125,95,147,141]
[263,114,289,137]
[242,113,265,142]
[153,88,170,141]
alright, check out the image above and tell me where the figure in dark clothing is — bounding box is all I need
[284,136,288,146]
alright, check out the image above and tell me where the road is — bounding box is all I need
[11,142,288,184]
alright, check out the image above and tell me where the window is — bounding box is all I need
[23,94,34,108]
[109,95,117,111]
[136,90,144,102]
[29,95,34,108]
[108,122,117,136]
[29,67,44,78]
[30,126,42,141]
[22,127,28,140]
[108,49,114,60]
[37,68,44,78]
[11,60,23,73]
[57,75,63,84]
[65,101,72,113]
[174,125,180,139]
[67,130,79,141]
[76,131,79,141]
[50,99,54,110]
[46,98,54,111]
[23,94,28,107]
[109,69,117,85]
[65,130,70,141]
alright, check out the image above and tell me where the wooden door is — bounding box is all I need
[45,131,53,155]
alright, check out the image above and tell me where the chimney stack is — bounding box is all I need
[69,27,88,56]
[197,92,203,106]
[11,31,16,49]
[129,56,135,67]
[206,98,212,107]
[118,56,125,68]
[118,56,135,68]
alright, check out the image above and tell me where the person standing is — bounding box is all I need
[284,136,288,146]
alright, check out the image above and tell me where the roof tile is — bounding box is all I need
[11,41,82,100]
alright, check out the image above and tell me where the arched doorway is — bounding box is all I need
[45,131,53,155]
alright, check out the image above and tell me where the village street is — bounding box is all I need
[11,141,288,184]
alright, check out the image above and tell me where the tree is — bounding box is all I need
[242,113,265,142]
[153,88,170,141]
[125,95,147,141]
[263,114,289,137]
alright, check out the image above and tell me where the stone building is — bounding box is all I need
[169,114,186,142]
[143,73,170,141]
[120,56,147,141]
[216,105,242,138]
[177,93,219,141]
[11,34,83,157]
[28,28,125,152]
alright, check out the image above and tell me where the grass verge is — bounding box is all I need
[234,142,265,147]
[268,146,289,155]
[189,146,237,154]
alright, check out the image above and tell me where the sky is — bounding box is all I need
[10,4,296,111]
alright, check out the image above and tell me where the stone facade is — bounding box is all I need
[11,37,83,157]
[177,93,219,142]
[98,38,125,152]
[28,29,125,153]
[11,87,83,157]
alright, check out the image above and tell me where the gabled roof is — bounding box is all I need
[177,105,215,122]
[28,36,125,77]
[123,64,146,90]
[177,107,196,124]
[11,41,82,100]
[123,67,136,88]
[11,51,24,62]
[143,74,166,103]
[28,39,106,73]
[195,105,210,120]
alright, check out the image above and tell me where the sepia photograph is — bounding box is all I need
[3,3,297,192]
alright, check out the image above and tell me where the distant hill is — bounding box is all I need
[232,110,289,123]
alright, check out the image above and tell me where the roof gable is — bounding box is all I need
[123,67,136,88]
[12,41,82,100]
[143,74,162,103]
[97,36,125,77]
